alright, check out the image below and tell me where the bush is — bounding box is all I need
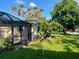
[39,20,49,38]
[39,20,63,39]
[49,21,63,32]
[0,37,15,53]
[3,37,15,51]
[0,39,4,53]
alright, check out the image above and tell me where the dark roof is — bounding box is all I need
[0,11,27,26]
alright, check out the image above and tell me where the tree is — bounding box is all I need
[26,7,43,20]
[49,21,63,32]
[12,4,26,17]
[39,18,49,39]
[50,0,79,30]
[12,4,44,21]
[12,4,45,39]
[39,19,63,39]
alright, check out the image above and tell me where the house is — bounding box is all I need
[0,11,39,44]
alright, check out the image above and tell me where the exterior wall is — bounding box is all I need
[0,26,30,43]
[20,23,39,42]
[0,27,11,39]
[31,24,39,40]
[22,26,28,41]
[13,27,21,43]
[0,27,21,43]
[0,23,39,43]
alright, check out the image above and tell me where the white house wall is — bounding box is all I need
[31,24,38,40]
[22,26,28,41]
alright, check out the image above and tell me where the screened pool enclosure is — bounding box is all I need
[0,11,33,44]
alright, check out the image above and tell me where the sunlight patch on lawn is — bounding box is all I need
[27,34,79,52]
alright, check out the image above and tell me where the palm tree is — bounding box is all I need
[12,4,26,17]
[12,7,18,13]
[26,6,43,20]
[11,4,44,21]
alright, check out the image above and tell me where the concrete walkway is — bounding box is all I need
[66,31,79,35]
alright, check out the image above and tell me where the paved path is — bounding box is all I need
[66,31,79,35]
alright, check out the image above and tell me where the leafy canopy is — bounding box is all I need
[50,0,79,29]
[39,19,63,39]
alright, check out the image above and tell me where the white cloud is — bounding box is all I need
[29,2,37,7]
[15,0,25,4]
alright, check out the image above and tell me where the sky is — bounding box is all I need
[0,0,79,19]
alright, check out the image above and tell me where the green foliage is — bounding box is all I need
[0,37,15,53]
[49,21,63,32]
[39,19,63,39]
[39,19,49,38]
[0,39,4,53]
[50,0,79,29]
[3,37,15,50]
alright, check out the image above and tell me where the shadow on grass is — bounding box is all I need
[0,48,79,59]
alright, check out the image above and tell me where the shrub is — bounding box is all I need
[39,20,63,39]
[3,37,15,51]
[49,21,63,32]
[0,39,4,53]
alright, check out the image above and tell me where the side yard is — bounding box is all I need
[0,34,79,59]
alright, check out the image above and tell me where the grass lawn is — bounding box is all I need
[0,34,79,59]
[28,34,79,52]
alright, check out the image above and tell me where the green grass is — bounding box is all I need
[28,34,79,52]
[0,34,79,59]
[0,48,79,59]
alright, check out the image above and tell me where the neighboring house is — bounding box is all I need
[0,11,39,44]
